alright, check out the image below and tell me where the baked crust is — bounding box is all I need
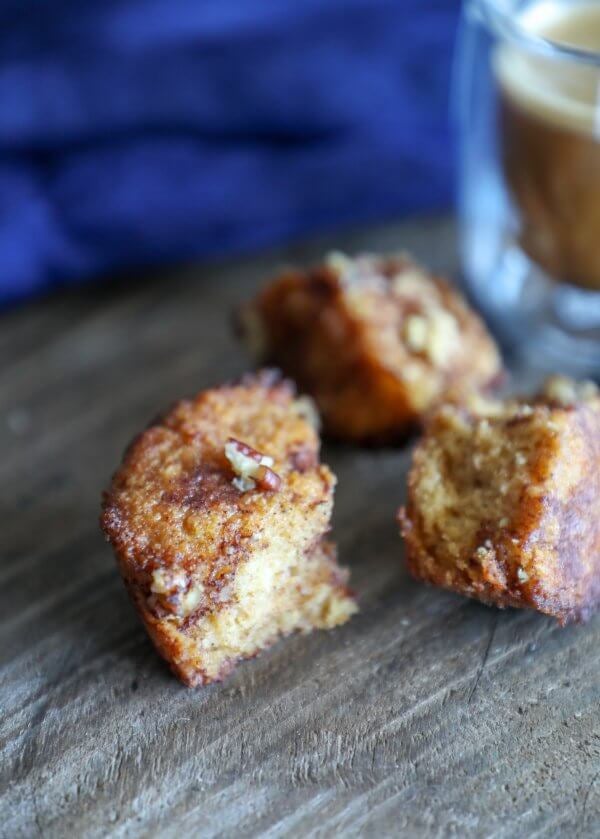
[101,370,356,685]
[399,377,600,624]
[237,252,503,442]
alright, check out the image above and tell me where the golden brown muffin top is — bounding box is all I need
[253,252,502,400]
[101,371,334,618]
[325,252,474,370]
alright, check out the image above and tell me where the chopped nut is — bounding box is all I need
[390,268,428,297]
[402,308,459,366]
[225,438,282,492]
[404,315,429,352]
[151,568,187,595]
[150,568,204,617]
[543,375,577,407]
[254,464,282,491]
[232,474,256,493]
[164,462,182,479]
[517,567,529,583]
[180,586,203,614]
[543,375,598,407]
[425,309,460,365]
[475,542,494,561]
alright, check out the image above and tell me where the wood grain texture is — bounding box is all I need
[1,217,599,838]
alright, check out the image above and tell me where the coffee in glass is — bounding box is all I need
[456,1,600,370]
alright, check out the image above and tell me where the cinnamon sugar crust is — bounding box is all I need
[101,371,356,686]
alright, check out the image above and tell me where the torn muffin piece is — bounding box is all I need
[398,376,600,624]
[101,371,356,686]
[237,252,503,442]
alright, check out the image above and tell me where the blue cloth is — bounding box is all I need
[0,0,459,304]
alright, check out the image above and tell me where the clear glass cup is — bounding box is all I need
[455,0,600,373]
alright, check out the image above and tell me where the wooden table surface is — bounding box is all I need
[2,217,599,838]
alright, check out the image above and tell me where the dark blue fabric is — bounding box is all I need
[0,1,459,304]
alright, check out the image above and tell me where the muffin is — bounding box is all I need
[399,376,600,624]
[101,371,356,686]
[237,252,503,442]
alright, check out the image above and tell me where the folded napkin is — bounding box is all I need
[0,0,458,304]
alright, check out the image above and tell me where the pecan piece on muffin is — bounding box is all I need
[399,376,600,624]
[101,371,356,686]
[237,252,503,443]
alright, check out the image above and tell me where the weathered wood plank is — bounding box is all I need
[1,217,598,838]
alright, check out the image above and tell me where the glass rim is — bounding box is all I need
[473,0,600,67]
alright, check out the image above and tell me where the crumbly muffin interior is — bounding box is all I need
[402,376,600,621]
[182,539,354,682]
[410,403,551,573]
